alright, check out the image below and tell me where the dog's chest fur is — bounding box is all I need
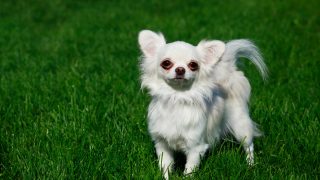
[147,98,208,151]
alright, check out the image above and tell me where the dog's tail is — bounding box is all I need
[222,39,268,81]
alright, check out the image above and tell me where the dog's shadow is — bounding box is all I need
[165,137,246,175]
[172,151,187,173]
[172,149,212,175]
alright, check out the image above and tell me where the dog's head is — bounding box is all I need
[138,30,225,91]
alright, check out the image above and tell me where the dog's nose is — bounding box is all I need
[175,67,186,76]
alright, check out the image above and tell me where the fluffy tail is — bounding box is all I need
[221,39,268,81]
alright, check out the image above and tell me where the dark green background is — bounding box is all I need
[0,0,319,178]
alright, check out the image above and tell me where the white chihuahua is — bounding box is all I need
[138,30,267,179]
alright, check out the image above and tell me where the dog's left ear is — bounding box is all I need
[196,40,225,65]
[138,30,166,58]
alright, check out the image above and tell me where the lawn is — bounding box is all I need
[0,0,319,179]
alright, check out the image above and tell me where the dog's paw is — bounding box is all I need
[246,153,254,166]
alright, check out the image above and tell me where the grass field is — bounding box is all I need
[0,0,319,179]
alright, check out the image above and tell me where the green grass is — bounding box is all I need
[0,0,319,179]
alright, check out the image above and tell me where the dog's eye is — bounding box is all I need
[188,61,199,71]
[160,59,173,70]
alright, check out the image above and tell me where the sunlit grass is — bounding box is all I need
[0,0,319,178]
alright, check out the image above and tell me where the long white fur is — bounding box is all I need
[138,30,267,179]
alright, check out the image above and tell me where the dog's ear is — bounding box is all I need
[138,30,166,58]
[196,40,225,65]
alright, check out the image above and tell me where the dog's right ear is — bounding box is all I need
[197,40,225,66]
[138,30,166,58]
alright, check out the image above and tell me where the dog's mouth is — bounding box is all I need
[173,76,186,81]
[170,76,189,85]
[166,76,193,90]
[167,76,188,84]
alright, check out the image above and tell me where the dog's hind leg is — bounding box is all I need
[225,99,259,165]
[245,143,254,165]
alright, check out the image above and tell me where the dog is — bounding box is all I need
[138,30,267,179]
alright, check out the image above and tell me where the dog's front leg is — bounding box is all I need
[184,144,209,175]
[155,140,174,179]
